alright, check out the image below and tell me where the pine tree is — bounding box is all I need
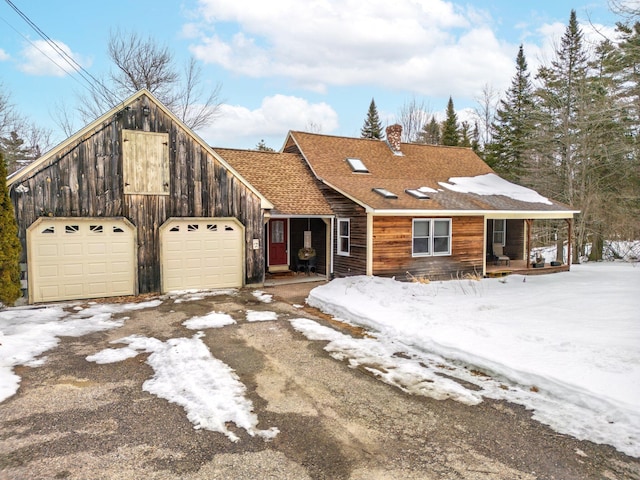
[532,10,591,260]
[255,139,275,152]
[0,131,35,174]
[418,115,441,144]
[441,97,459,146]
[0,152,22,306]
[360,98,383,139]
[486,45,535,182]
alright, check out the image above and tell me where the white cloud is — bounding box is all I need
[188,0,514,96]
[18,39,87,77]
[0,48,9,62]
[197,94,338,148]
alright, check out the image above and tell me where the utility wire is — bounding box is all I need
[3,0,120,108]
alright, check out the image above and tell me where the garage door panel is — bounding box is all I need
[29,218,136,303]
[161,219,243,292]
[37,244,58,256]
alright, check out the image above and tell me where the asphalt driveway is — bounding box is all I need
[1,285,639,480]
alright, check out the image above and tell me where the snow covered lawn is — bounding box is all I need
[305,262,640,458]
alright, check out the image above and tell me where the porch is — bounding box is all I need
[485,259,570,277]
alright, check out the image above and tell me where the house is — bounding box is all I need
[276,125,578,280]
[6,88,577,305]
[7,90,272,304]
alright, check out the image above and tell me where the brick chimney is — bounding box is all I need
[386,124,402,153]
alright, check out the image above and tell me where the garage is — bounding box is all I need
[160,218,244,293]
[27,218,137,303]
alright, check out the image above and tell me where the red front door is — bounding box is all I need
[268,219,288,266]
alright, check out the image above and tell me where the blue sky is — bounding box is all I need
[0,0,622,151]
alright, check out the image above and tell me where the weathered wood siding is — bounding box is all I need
[373,216,484,280]
[10,94,265,295]
[505,219,525,260]
[317,184,367,277]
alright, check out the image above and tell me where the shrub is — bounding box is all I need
[0,152,22,306]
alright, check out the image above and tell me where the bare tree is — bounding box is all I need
[397,96,431,142]
[0,83,19,137]
[608,0,640,20]
[78,31,222,130]
[50,100,78,138]
[474,83,500,149]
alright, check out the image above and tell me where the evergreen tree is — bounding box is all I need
[532,10,591,260]
[0,152,22,306]
[255,139,275,152]
[0,131,35,174]
[419,115,441,144]
[486,45,535,182]
[460,121,472,147]
[360,98,383,139]
[441,97,459,146]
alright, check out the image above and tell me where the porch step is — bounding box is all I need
[485,270,512,278]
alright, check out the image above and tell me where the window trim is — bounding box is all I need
[337,218,350,256]
[412,218,452,257]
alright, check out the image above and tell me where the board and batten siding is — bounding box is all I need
[10,94,265,296]
[372,215,484,280]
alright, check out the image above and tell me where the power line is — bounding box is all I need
[2,0,120,108]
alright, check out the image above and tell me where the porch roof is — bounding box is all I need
[214,148,334,216]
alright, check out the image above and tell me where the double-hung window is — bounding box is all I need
[337,219,350,256]
[493,219,506,246]
[412,219,451,256]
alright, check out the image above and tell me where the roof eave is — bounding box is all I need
[370,209,579,218]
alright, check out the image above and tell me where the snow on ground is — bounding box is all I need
[252,290,273,303]
[167,289,238,303]
[246,310,278,322]
[0,293,277,443]
[304,262,640,457]
[87,330,279,442]
[0,300,161,402]
[182,311,236,330]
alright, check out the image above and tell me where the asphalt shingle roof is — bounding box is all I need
[214,148,333,216]
[286,131,574,213]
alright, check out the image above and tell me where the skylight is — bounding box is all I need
[346,157,369,173]
[405,189,430,199]
[372,188,398,199]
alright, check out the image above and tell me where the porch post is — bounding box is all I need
[565,218,573,267]
[526,219,533,269]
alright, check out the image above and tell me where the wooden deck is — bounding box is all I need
[485,259,570,277]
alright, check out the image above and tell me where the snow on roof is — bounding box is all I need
[439,173,552,205]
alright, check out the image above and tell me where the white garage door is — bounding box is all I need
[27,218,136,303]
[160,218,244,292]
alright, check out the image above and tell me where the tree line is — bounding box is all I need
[361,10,640,261]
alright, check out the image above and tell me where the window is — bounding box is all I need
[493,219,506,246]
[372,188,398,199]
[412,219,451,257]
[405,189,430,199]
[346,157,369,173]
[337,219,350,256]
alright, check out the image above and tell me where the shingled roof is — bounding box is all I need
[284,130,575,214]
[214,148,333,216]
